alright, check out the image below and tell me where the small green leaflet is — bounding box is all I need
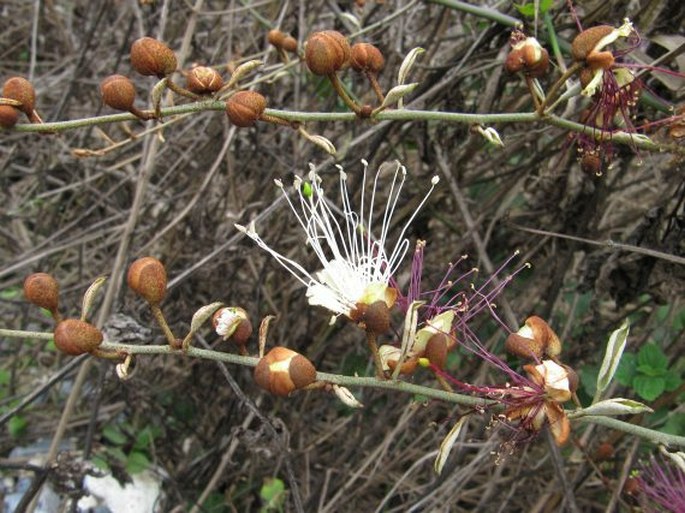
[301,181,313,199]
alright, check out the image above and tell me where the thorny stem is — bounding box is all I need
[10,104,681,156]
[2,328,684,448]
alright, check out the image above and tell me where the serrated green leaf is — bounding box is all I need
[634,375,665,401]
[664,370,682,392]
[595,319,630,403]
[126,451,150,475]
[638,343,668,371]
[102,425,127,445]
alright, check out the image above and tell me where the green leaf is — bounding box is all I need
[134,427,156,450]
[660,413,685,436]
[125,451,150,475]
[102,425,127,445]
[0,369,10,386]
[260,477,286,512]
[92,455,110,472]
[615,352,637,386]
[634,375,665,401]
[636,365,666,377]
[514,0,553,17]
[638,343,668,371]
[8,415,28,438]
[107,447,128,463]
[664,369,682,392]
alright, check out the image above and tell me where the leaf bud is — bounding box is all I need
[24,272,60,316]
[130,37,178,78]
[213,306,253,346]
[53,319,103,355]
[350,43,385,73]
[186,66,223,94]
[225,90,266,127]
[2,76,36,115]
[0,105,20,128]
[253,346,317,397]
[304,30,351,75]
[127,256,167,305]
[100,74,137,112]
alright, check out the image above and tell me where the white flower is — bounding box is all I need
[236,160,439,318]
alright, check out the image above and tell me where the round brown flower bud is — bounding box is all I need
[2,76,36,115]
[350,43,385,73]
[24,272,60,315]
[127,256,167,305]
[253,346,317,396]
[186,66,223,94]
[130,37,177,78]
[304,30,351,75]
[267,29,286,48]
[593,442,615,461]
[225,91,266,127]
[281,36,298,53]
[580,151,602,175]
[571,25,613,61]
[54,319,103,355]
[0,105,19,128]
[100,74,137,112]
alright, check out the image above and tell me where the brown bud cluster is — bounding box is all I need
[225,91,266,127]
[127,256,167,305]
[130,37,178,78]
[253,346,317,396]
[186,66,223,94]
[504,36,549,78]
[305,30,351,76]
[100,74,137,112]
[24,272,60,317]
[54,319,103,355]
[505,315,562,360]
[350,43,385,73]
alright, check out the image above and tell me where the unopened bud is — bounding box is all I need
[24,272,60,316]
[351,300,390,335]
[127,256,167,305]
[281,36,298,53]
[253,346,317,396]
[304,30,351,75]
[100,74,137,112]
[425,332,449,369]
[0,105,19,128]
[186,66,223,94]
[54,319,103,355]
[571,25,614,62]
[225,90,266,127]
[2,76,36,115]
[350,43,385,73]
[267,29,286,48]
[130,37,178,78]
[505,37,549,78]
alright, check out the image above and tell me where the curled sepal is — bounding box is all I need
[297,127,337,155]
[434,415,470,475]
[225,59,263,90]
[392,300,424,378]
[115,354,136,381]
[413,310,454,355]
[377,83,418,111]
[189,301,225,337]
[332,384,363,408]
[397,47,424,89]
[150,77,168,118]
[258,314,276,358]
[573,398,652,418]
[594,319,629,403]
[81,276,107,322]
